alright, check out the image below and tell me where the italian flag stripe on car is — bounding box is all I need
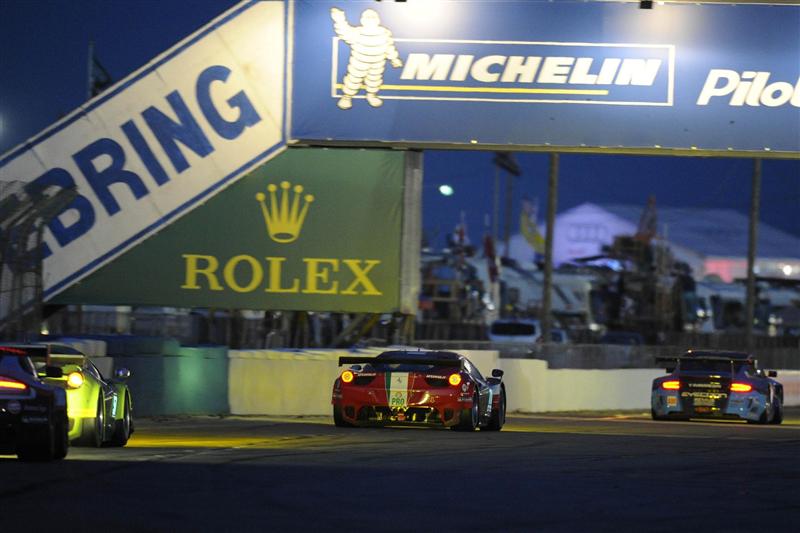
[386,372,409,409]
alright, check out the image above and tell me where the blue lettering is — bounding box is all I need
[24,168,96,253]
[196,65,262,140]
[142,90,214,174]
[121,119,170,186]
[73,138,149,216]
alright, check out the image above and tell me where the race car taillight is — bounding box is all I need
[730,382,753,393]
[661,380,680,390]
[0,376,27,392]
[448,373,462,386]
[341,370,354,384]
[67,371,84,389]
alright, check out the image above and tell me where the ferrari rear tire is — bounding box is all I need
[110,393,132,447]
[453,393,479,432]
[485,388,506,431]
[76,393,104,447]
[333,405,351,427]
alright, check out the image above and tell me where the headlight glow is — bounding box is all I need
[67,371,84,389]
[449,373,462,386]
[341,370,354,383]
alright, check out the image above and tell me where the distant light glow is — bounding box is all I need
[782,265,793,276]
[439,185,454,196]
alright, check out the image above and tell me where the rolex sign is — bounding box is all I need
[54,148,420,314]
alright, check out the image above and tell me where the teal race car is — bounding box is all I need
[32,344,134,447]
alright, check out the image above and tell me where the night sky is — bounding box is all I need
[1,0,798,249]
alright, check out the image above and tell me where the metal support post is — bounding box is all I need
[745,158,761,350]
[503,172,513,257]
[492,166,500,244]
[541,153,559,344]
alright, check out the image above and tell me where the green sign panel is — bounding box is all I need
[55,148,417,313]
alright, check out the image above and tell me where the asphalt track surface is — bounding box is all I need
[3,410,800,533]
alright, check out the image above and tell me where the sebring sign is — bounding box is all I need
[292,0,800,155]
[0,1,285,299]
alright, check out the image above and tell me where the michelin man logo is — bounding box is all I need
[330,7,403,110]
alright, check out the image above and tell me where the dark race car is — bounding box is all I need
[0,345,69,461]
[651,350,783,424]
[332,350,506,431]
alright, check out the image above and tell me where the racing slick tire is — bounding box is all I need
[452,392,479,432]
[485,388,506,431]
[333,405,352,428]
[17,419,56,461]
[651,409,669,421]
[53,411,68,460]
[109,393,132,447]
[769,398,783,425]
[76,393,105,447]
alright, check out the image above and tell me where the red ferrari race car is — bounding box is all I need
[332,350,506,431]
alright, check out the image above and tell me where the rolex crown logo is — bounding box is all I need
[255,181,314,243]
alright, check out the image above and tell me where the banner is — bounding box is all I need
[0,1,286,300]
[291,0,800,155]
[54,149,414,313]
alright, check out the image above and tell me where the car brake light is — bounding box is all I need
[341,370,354,384]
[448,373,462,386]
[730,382,753,393]
[67,371,84,389]
[0,377,27,391]
[661,380,680,390]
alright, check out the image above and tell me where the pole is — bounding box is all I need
[745,158,761,351]
[503,171,513,257]
[541,153,559,345]
[492,166,500,245]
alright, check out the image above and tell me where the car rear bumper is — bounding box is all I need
[334,390,470,427]
[651,390,769,422]
[0,408,53,453]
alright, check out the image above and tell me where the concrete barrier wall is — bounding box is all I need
[57,340,798,416]
[779,371,800,407]
[228,349,386,415]
[227,349,800,414]
[111,347,229,417]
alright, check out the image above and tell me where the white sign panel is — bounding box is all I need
[0,1,285,298]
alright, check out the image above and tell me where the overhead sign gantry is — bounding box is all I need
[0,0,797,322]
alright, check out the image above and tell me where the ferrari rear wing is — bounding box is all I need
[338,356,463,368]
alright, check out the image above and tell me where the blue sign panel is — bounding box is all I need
[291,0,800,155]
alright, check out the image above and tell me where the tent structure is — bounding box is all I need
[508,202,800,282]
